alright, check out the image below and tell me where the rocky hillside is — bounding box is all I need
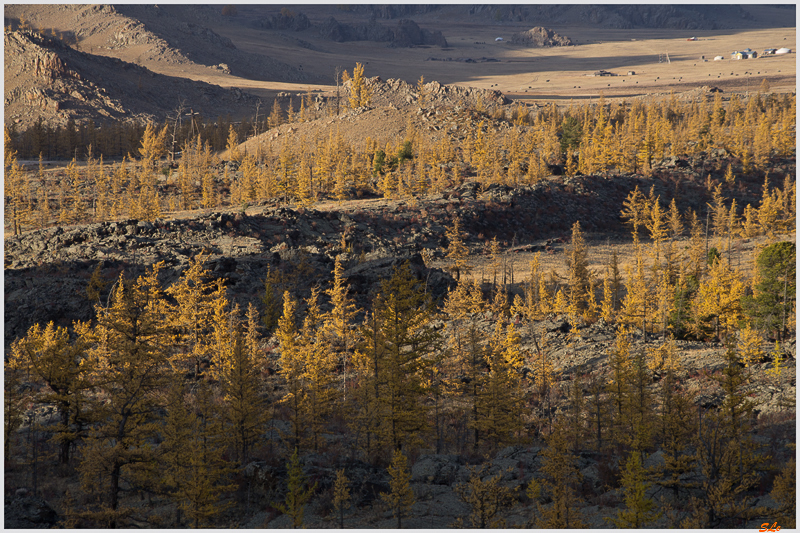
[465,4,792,29]
[4,30,259,130]
[261,10,447,48]
[4,174,796,528]
[238,76,512,156]
[4,4,312,83]
[312,4,792,29]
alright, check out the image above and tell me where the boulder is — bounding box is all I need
[411,454,463,484]
[4,493,59,529]
[511,27,573,47]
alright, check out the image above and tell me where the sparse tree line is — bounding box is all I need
[5,187,795,526]
[6,111,265,162]
[4,87,796,236]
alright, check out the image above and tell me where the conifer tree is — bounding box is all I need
[622,349,656,453]
[654,268,675,336]
[709,183,728,240]
[454,463,516,528]
[8,320,93,465]
[742,241,795,342]
[769,448,796,529]
[215,306,267,464]
[276,291,306,449]
[601,271,615,323]
[526,477,543,527]
[261,266,282,335]
[511,254,545,322]
[79,264,170,528]
[757,175,781,239]
[536,423,584,528]
[647,196,668,264]
[138,121,168,167]
[380,449,415,528]
[161,381,194,526]
[685,346,765,527]
[4,364,27,463]
[332,469,351,528]
[608,249,622,313]
[691,257,745,341]
[667,197,683,240]
[621,185,647,242]
[442,314,487,450]
[683,208,705,277]
[488,236,502,287]
[165,253,216,376]
[298,288,337,451]
[226,124,241,162]
[366,263,438,451]
[565,221,590,313]
[349,62,371,109]
[607,326,632,423]
[268,98,284,129]
[489,284,509,320]
[474,323,526,450]
[325,256,359,401]
[162,380,235,528]
[655,368,698,501]
[285,97,296,123]
[565,375,587,450]
[275,448,316,528]
[619,248,650,338]
[585,372,610,451]
[610,451,661,528]
[416,75,429,109]
[737,324,765,367]
[444,215,471,281]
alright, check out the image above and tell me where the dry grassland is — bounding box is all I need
[209,22,795,105]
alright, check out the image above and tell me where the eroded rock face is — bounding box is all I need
[316,17,447,47]
[259,11,312,31]
[510,27,573,47]
[411,454,463,484]
[4,30,260,130]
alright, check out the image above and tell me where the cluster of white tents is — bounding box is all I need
[721,47,791,60]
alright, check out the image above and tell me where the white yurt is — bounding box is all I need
[775,47,791,54]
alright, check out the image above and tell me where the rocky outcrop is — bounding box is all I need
[259,11,312,31]
[391,19,448,48]
[317,17,447,47]
[465,4,764,30]
[318,16,392,43]
[511,27,573,47]
[4,30,260,130]
[4,491,59,529]
[3,202,462,345]
[348,77,511,110]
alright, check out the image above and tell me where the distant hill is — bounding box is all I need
[4,30,259,130]
[4,4,314,83]
[462,4,755,29]
[361,4,794,30]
